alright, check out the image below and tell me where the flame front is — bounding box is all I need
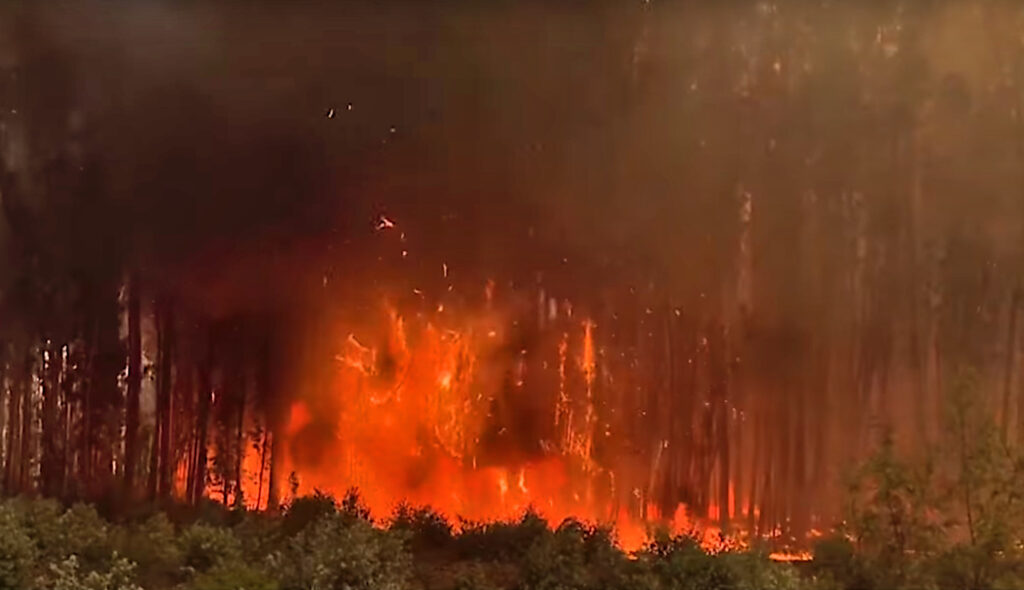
[220,288,742,552]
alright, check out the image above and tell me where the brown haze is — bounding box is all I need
[0,1,1021,551]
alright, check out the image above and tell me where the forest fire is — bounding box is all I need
[5,3,1024,587]
[213,290,740,552]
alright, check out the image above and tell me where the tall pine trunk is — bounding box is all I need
[150,298,176,501]
[41,341,63,498]
[123,273,142,500]
[18,350,34,493]
[4,346,22,494]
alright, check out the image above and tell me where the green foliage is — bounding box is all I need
[268,513,412,590]
[0,503,39,590]
[116,513,182,587]
[817,368,1024,590]
[182,562,278,590]
[62,503,116,570]
[7,497,64,559]
[340,487,373,524]
[518,518,644,590]
[39,554,143,590]
[636,530,805,590]
[177,524,243,574]
[449,562,508,590]
[456,509,549,561]
[280,490,338,537]
[640,533,737,590]
[841,430,942,589]
[389,503,453,549]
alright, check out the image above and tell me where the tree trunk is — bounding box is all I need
[41,341,63,498]
[4,347,22,493]
[123,272,142,500]
[1003,286,1020,445]
[190,346,212,505]
[152,297,176,501]
[18,350,34,493]
[233,377,247,508]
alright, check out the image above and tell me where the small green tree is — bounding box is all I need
[268,513,412,590]
[828,368,1024,590]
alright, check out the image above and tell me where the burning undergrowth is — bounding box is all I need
[216,285,743,553]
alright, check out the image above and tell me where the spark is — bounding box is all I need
[327,108,335,118]
[376,215,396,230]
[442,263,448,278]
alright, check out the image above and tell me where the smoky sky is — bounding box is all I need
[1,1,1022,321]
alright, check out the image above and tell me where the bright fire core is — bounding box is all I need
[221,287,769,553]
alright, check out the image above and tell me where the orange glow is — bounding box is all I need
[222,292,753,552]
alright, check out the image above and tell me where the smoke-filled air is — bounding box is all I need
[0,2,1023,589]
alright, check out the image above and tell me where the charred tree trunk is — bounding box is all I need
[83,280,125,501]
[59,345,74,498]
[1003,285,1020,445]
[18,350,34,493]
[233,375,247,509]
[151,298,176,501]
[710,323,731,528]
[4,347,22,494]
[0,348,6,494]
[190,343,213,505]
[123,272,142,500]
[40,340,63,498]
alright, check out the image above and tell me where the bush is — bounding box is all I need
[177,523,243,574]
[519,518,648,590]
[268,513,412,590]
[0,504,38,590]
[340,487,373,524]
[450,561,506,590]
[183,562,278,590]
[6,497,63,559]
[38,554,142,590]
[61,503,115,570]
[115,513,182,587]
[640,532,736,590]
[456,509,549,561]
[280,490,338,537]
[389,503,453,550]
[717,550,805,590]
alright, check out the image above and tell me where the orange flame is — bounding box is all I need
[221,292,758,552]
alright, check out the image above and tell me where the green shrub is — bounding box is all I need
[718,550,805,590]
[280,490,338,537]
[6,497,64,559]
[456,509,549,561]
[232,512,280,560]
[61,503,114,570]
[115,513,182,587]
[268,513,412,590]
[177,523,243,574]
[450,561,506,590]
[340,487,373,524]
[183,561,279,590]
[389,503,453,549]
[0,505,38,590]
[38,554,142,590]
[639,532,737,590]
